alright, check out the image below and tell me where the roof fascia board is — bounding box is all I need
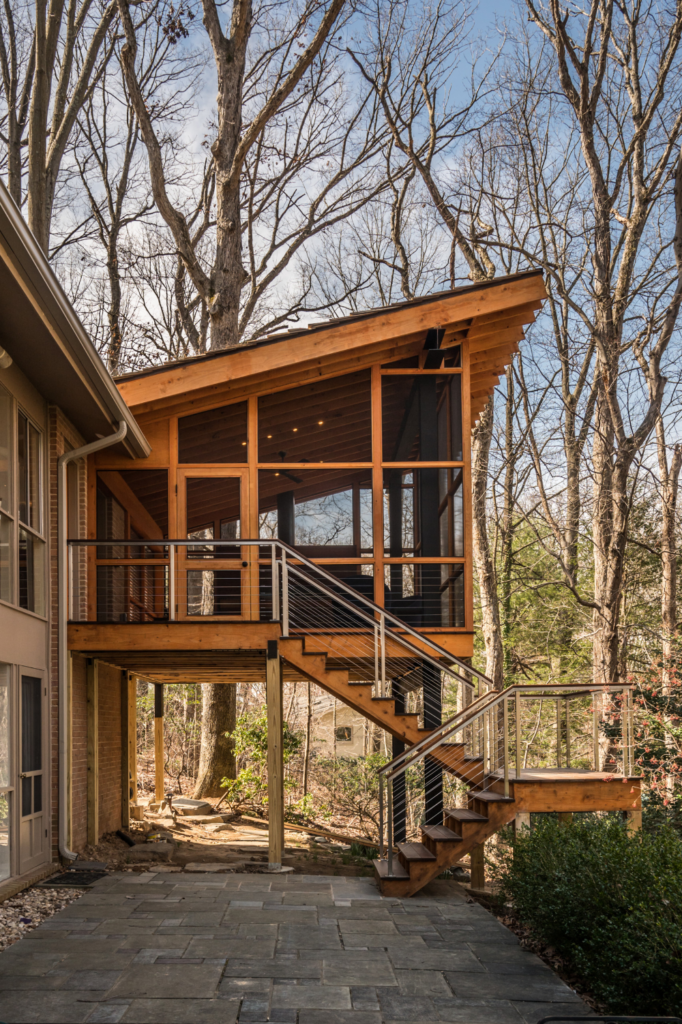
[0,182,149,458]
[118,273,546,412]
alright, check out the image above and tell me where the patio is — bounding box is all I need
[0,872,589,1024]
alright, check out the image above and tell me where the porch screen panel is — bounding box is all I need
[185,476,242,616]
[258,370,372,463]
[382,374,462,463]
[178,402,248,463]
[382,562,464,628]
[383,469,463,559]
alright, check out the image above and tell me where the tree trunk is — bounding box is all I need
[193,683,236,798]
[472,394,504,689]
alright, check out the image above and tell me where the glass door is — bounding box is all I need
[177,470,251,620]
[19,672,45,873]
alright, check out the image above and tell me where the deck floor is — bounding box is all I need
[0,871,590,1023]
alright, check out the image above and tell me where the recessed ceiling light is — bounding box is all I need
[267,434,272,438]
[241,442,246,446]
[293,428,298,432]
[275,472,280,477]
[318,420,324,425]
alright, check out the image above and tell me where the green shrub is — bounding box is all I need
[496,815,682,1014]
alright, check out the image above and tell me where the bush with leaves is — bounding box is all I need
[312,753,388,838]
[220,709,301,812]
[496,814,682,1014]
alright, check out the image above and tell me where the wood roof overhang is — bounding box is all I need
[115,270,546,424]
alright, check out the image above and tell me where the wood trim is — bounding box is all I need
[257,463,373,470]
[380,368,462,375]
[128,673,137,811]
[371,364,384,607]
[68,620,282,651]
[248,397,259,619]
[87,455,97,622]
[462,338,474,633]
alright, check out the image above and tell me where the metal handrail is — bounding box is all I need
[380,680,635,780]
[68,535,493,689]
[68,536,489,695]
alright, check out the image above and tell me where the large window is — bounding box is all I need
[0,398,45,616]
[178,402,248,463]
[382,374,462,463]
[258,371,372,463]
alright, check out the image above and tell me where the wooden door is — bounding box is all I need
[176,469,254,620]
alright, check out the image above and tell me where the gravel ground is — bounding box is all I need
[0,885,86,952]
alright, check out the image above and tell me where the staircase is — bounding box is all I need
[274,547,641,899]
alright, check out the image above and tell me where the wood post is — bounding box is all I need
[128,675,138,809]
[513,812,531,838]
[121,670,130,829]
[267,641,284,870]
[470,842,485,890]
[624,809,642,833]
[154,683,164,802]
[557,812,573,826]
[86,659,99,846]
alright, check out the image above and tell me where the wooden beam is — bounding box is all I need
[86,659,99,846]
[117,275,546,412]
[266,642,284,869]
[470,843,485,890]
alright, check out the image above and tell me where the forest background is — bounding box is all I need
[3,0,682,819]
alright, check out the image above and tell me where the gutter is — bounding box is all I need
[57,421,128,861]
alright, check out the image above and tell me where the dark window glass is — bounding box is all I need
[382,375,462,462]
[96,565,169,623]
[383,469,463,558]
[258,469,372,556]
[21,676,41,773]
[21,776,31,816]
[178,403,248,463]
[19,526,45,614]
[187,570,241,616]
[186,478,240,559]
[97,471,168,558]
[17,413,40,530]
[335,726,352,741]
[33,775,42,813]
[258,371,372,463]
[383,562,464,628]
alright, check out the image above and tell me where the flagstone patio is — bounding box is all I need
[0,872,590,1024]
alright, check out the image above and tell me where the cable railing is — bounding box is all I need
[67,537,493,726]
[376,681,637,877]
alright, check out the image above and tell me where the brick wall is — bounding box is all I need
[70,654,88,850]
[47,406,87,861]
[97,661,123,836]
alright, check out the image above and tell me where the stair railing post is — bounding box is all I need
[565,698,571,768]
[515,689,521,780]
[380,613,386,698]
[271,544,280,622]
[169,544,176,621]
[387,777,394,877]
[378,776,384,859]
[629,689,635,775]
[374,622,379,693]
[281,550,289,637]
[481,706,487,778]
[499,696,503,798]
[593,697,600,771]
[556,698,561,767]
[621,689,628,776]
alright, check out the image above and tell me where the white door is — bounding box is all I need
[18,672,46,873]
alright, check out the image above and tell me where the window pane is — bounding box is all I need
[96,565,169,623]
[33,774,42,813]
[97,471,168,558]
[258,371,372,463]
[0,512,11,603]
[0,385,10,514]
[21,775,31,816]
[384,469,462,558]
[186,478,240,559]
[18,414,40,530]
[383,562,464,627]
[187,570,241,616]
[178,402,248,463]
[382,375,462,462]
[0,665,9,789]
[21,675,41,773]
[258,469,372,556]
[18,528,45,615]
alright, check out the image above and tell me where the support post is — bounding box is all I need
[593,698,600,770]
[515,690,521,780]
[267,641,284,870]
[470,843,485,890]
[128,674,138,815]
[423,662,443,826]
[513,812,530,838]
[503,697,509,797]
[557,812,573,826]
[121,670,130,830]
[565,698,571,768]
[392,689,407,844]
[624,808,642,833]
[154,683,164,803]
[86,659,99,846]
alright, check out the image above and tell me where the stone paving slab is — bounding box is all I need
[0,872,589,1024]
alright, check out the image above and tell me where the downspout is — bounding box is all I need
[58,421,128,860]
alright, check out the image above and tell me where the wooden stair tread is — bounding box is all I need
[398,842,436,862]
[470,791,514,803]
[373,858,409,880]
[422,825,461,843]
[445,808,488,822]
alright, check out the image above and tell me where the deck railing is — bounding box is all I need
[67,537,492,727]
[376,680,637,875]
